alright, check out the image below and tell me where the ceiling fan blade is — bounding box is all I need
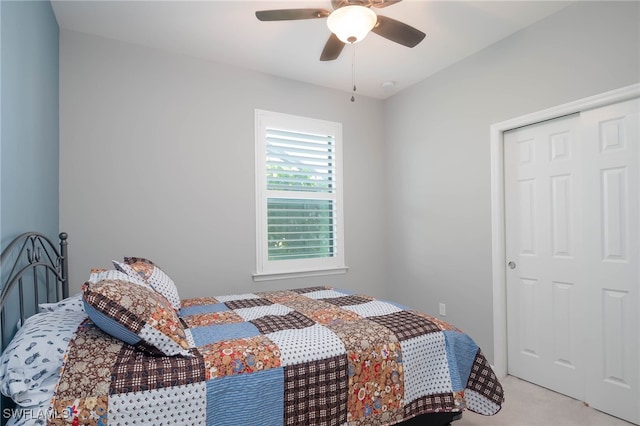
[332,0,401,9]
[370,0,403,8]
[372,15,425,47]
[320,33,345,61]
[255,9,330,21]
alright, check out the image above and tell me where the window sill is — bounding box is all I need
[252,266,349,282]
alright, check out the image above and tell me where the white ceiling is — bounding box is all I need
[51,0,573,99]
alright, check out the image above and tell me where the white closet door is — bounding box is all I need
[504,97,639,425]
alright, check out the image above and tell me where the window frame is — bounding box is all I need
[253,109,347,281]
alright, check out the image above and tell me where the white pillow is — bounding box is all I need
[38,293,84,313]
[0,310,87,406]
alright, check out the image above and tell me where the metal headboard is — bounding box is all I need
[0,232,68,424]
[0,232,69,349]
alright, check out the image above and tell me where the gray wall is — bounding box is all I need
[59,31,387,300]
[0,0,59,249]
[384,1,639,360]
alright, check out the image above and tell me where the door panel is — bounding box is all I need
[581,98,639,425]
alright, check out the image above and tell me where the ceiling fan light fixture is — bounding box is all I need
[327,5,377,44]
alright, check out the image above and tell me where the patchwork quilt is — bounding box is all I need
[48,287,504,425]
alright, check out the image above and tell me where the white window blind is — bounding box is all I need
[255,110,346,280]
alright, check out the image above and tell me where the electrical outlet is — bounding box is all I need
[439,303,446,316]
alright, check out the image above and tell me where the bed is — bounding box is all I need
[0,232,503,426]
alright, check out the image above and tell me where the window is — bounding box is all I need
[254,110,346,281]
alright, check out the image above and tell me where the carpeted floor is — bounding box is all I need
[457,375,636,426]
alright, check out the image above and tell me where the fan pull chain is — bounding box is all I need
[351,44,356,102]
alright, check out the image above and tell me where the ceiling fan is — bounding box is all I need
[255,0,426,61]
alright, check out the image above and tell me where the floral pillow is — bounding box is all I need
[38,268,149,314]
[0,310,87,406]
[82,279,190,357]
[113,257,181,311]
